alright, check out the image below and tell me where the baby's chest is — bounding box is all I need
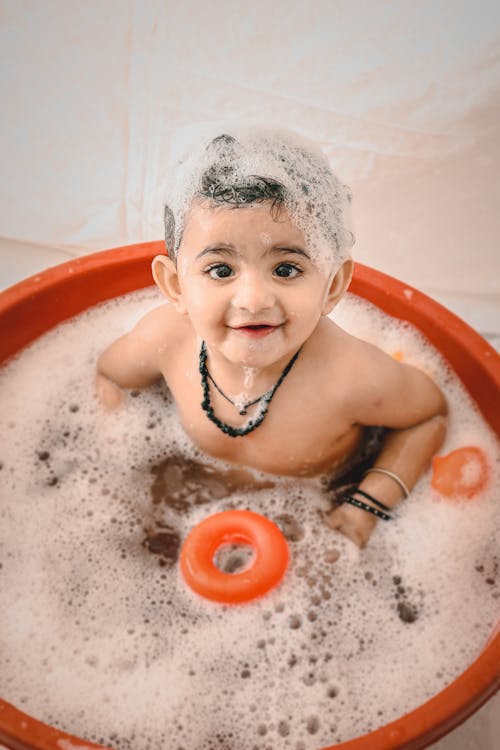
[166,369,360,475]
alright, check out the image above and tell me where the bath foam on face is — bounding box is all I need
[0,288,498,750]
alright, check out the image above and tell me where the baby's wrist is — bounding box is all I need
[344,488,392,521]
[345,503,378,529]
[356,470,409,512]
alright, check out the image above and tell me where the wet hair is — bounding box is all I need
[163,128,355,269]
[164,134,287,256]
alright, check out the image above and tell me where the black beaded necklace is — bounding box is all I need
[199,341,302,437]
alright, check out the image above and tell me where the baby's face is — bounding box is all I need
[174,201,335,369]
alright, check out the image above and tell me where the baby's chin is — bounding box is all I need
[217,333,297,370]
[222,345,277,370]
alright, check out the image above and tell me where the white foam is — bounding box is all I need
[164,125,354,274]
[0,288,498,750]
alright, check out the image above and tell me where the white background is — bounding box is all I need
[1,1,499,324]
[0,1,498,747]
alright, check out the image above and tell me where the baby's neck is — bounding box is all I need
[203,344,299,400]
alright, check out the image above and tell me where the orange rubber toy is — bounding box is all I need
[180,510,289,604]
[431,446,489,499]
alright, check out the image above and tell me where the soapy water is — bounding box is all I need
[0,288,498,750]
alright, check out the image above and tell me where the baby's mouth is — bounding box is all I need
[231,323,282,338]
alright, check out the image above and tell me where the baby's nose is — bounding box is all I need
[232,271,275,312]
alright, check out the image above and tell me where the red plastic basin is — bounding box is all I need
[0,242,498,750]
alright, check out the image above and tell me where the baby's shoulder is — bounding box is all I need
[312,319,400,395]
[126,303,194,373]
[314,318,387,366]
[133,302,191,346]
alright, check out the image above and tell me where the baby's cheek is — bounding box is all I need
[185,285,212,313]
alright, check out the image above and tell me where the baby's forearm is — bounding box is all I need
[96,330,163,392]
[325,414,447,548]
[358,413,448,510]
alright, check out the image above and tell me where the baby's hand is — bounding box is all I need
[325,503,377,549]
[95,373,124,410]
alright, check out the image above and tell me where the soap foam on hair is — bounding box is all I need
[165,125,354,275]
[0,288,498,750]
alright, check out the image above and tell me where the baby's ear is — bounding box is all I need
[321,259,353,315]
[152,255,187,314]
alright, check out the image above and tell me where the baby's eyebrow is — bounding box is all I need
[195,244,235,260]
[270,245,310,259]
[195,244,310,261]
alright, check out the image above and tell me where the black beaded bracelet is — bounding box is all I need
[343,495,392,521]
[351,487,392,513]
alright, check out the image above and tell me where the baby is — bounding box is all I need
[97,127,447,548]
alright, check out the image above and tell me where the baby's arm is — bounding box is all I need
[96,305,170,408]
[327,345,447,548]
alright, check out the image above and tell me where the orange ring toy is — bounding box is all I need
[180,510,289,604]
[431,445,489,499]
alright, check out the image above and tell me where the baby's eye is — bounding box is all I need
[273,262,302,279]
[206,263,234,279]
